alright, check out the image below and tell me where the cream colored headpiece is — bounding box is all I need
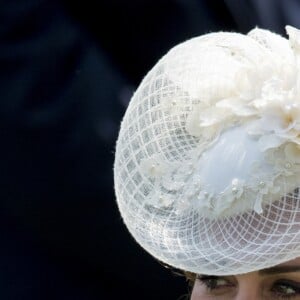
[114,26,300,275]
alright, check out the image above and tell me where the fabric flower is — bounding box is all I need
[194,190,214,211]
[284,143,300,163]
[146,191,175,209]
[214,178,245,215]
[185,104,231,139]
[140,157,166,178]
[216,97,257,117]
[253,179,280,214]
[248,101,300,152]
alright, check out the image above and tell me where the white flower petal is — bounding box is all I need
[247,120,265,136]
[259,114,285,132]
[258,134,285,152]
[217,97,257,116]
[254,195,263,214]
[185,109,202,137]
[140,157,166,177]
[199,107,229,127]
[284,143,300,163]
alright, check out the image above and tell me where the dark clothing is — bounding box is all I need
[0,0,298,298]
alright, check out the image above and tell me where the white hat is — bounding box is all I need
[114,26,300,275]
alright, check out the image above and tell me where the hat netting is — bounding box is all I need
[114,26,300,275]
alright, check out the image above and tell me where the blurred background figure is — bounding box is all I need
[1,0,300,299]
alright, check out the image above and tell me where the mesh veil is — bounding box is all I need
[114,27,300,275]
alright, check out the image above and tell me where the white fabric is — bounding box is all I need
[114,26,300,275]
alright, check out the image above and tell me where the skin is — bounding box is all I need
[191,257,300,300]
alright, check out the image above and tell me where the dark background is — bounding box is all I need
[1,0,300,299]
